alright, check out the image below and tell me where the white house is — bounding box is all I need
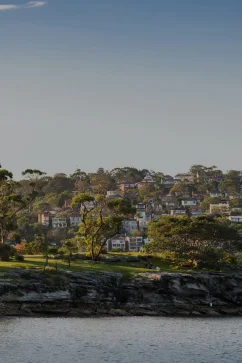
[70,216,82,227]
[181,199,197,207]
[106,236,128,252]
[80,201,95,211]
[52,218,67,229]
[210,192,223,198]
[228,216,242,224]
[170,209,187,216]
[128,236,143,252]
[135,210,152,230]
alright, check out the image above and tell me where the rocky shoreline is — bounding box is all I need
[0,269,242,317]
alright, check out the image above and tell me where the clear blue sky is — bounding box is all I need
[1,0,242,176]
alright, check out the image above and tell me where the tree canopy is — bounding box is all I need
[71,193,136,259]
[147,216,240,267]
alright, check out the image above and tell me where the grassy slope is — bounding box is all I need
[0,254,181,278]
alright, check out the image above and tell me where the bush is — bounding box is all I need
[15,243,28,255]
[0,244,15,261]
[100,248,107,254]
[48,247,59,255]
[111,248,124,253]
[15,254,25,262]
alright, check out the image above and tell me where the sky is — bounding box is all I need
[1,0,242,177]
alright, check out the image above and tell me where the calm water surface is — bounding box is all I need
[0,317,241,363]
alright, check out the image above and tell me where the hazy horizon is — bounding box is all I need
[1,0,242,177]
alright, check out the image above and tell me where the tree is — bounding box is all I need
[147,216,240,267]
[189,165,222,179]
[33,233,50,269]
[170,182,190,195]
[138,184,156,204]
[0,166,44,244]
[71,193,136,260]
[89,169,115,193]
[229,198,242,209]
[219,179,240,195]
[70,169,87,181]
[44,173,74,194]
[60,239,78,267]
[110,167,148,183]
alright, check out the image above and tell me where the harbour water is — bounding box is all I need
[0,317,241,363]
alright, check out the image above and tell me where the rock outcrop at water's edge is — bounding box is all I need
[1,269,242,317]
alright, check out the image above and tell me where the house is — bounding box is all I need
[123,220,138,235]
[128,236,144,252]
[135,204,152,230]
[209,192,223,198]
[228,216,242,224]
[106,236,129,252]
[181,199,197,207]
[106,191,121,198]
[136,203,146,212]
[38,213,50,227]
[161,175,175,186]
[170,209,187,216]
[52,218,68,229]
[80,201,95,211]
[106,235,144,252]
[209,201,230,215]
[152,211,165,221]
[143,238,152,245]
[136,174,156,189]
[119,181,136,193]
[161,195,179,209]
[190,207,203,218]
[174,173,194,183]
[192,192,206,199]
[69,212,82,227]
[123,191,138,201]
[136,214,152,231]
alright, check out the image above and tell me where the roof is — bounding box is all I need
[69,212,81,217]
[120,180,135,185]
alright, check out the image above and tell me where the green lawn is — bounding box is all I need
[0,254,180,278]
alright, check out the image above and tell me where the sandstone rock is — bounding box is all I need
[0,270,242,316]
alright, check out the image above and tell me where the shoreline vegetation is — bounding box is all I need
[1,164,242,316]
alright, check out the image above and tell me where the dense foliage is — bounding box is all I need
[1,163,242,266]
[147,216,241,267]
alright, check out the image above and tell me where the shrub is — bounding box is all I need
[0,244,15,261]
[100,248,107,254]
[15,254,25,262]
[48,247,59,255]
[15,243,28,255]
[111,248,124,253]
